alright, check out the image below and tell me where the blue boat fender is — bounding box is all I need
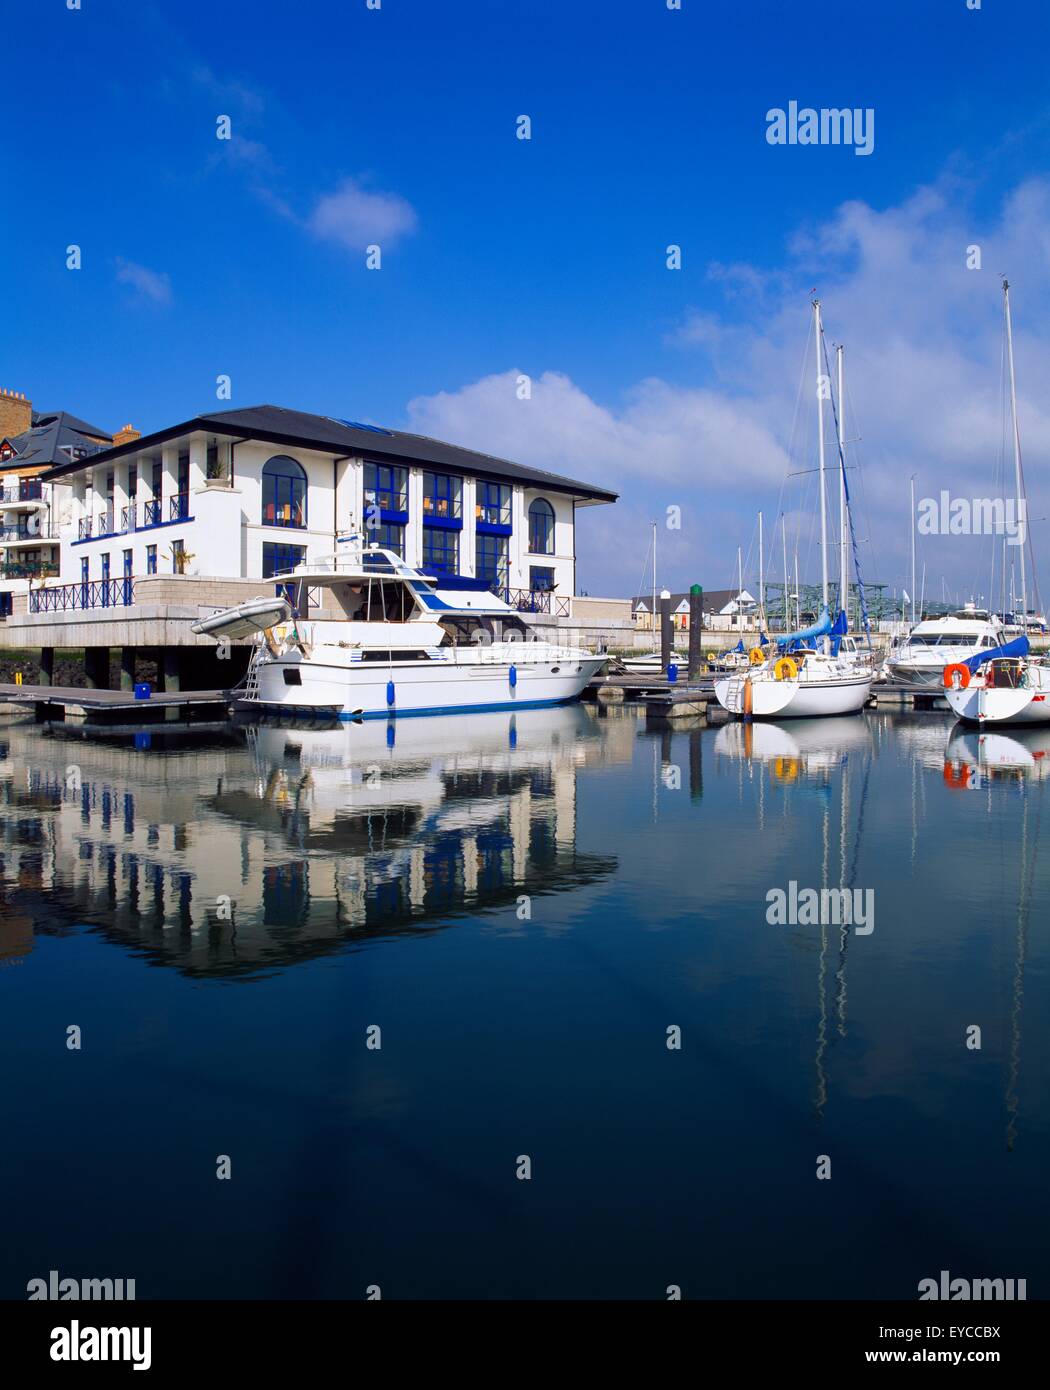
[386,679,396,707]
[509,664,517,689]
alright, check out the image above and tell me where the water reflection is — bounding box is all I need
[0,707,619,979]
[945,724,1050,786]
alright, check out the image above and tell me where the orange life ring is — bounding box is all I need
[943,663,970,690]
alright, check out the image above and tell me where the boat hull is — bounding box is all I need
[715,672,872,719]
[944,685,1050,726]
[251,651,606,718]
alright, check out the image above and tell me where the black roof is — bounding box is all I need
[631,588,747,613]
[40,403,618,502]
[1,411,112,472]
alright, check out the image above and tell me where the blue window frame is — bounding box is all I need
[263,543,306,611]
[476,481,511,529]
[364,462,408,517]
[528,497,555,554]
[170,539,184,574]
[423,527,459,576]
[0,592,11,618]
[530,565,555,592]
[423,471,462,522]
[146,545,157,575]
[123,549,133,578]
[477,533,508,588]
[262,542,306,579]
[262,455,307,528]
[101,552,111,607]
[365,522,404,556]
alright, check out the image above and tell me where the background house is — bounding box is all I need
[631,587,761,634]
[0,388,133,616]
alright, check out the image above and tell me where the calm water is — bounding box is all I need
[1,704,1047,1300]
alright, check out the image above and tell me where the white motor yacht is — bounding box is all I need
[192,538,606,719]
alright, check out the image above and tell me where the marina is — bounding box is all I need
[6,0,1050,1349]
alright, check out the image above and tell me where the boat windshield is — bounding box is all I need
[439,615,530,645]
[907,632,985,647]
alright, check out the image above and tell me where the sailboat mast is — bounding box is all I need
[837,344,848,624]
[909,474,917,624]
[814,301,829,623]
[794,552,800,628]
[782,513,789,632]
[651,519,657,640]
[1003,280,1028,632]
[758,510,764,630]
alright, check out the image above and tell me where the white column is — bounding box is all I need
[188,436,207,494]
[407,468,424,566]
[161,446,179,505]
[461,478,477,575]
[510,486,526,588]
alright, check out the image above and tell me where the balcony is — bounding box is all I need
[490,585,571,617]
[0,480,43,505]
[29,578,135,613]
[0,560,60,580]
[0,526,45,545]
[73,494,190,543]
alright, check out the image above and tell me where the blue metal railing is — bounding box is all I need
[30,578,134,613]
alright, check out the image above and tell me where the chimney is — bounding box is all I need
[112,423,141,447]
[0,389,32,442]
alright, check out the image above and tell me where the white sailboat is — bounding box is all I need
[192,537,606,719]
[715,301,873,719]
[945,281,1050,726]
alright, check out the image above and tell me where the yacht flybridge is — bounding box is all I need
[191,538,606,719]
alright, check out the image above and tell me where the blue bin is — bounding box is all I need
[134,682,152,701]
[667,663,679,684]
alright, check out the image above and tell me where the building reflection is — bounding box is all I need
[0,707,620,978]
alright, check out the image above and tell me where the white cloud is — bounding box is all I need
[405,175,1050,602]
[307,178,418,252]
[114,258,172,307]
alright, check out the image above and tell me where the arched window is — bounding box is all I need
[262,455,307,528]
[528,497,555,554]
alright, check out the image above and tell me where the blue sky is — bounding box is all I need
[6,0,1050,604]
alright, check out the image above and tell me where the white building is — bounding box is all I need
[41,405,617,612]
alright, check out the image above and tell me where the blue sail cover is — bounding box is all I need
[734,639,745,653]
[777,607,832,649]
[829,607,849,655]
[963,635,1030,672]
